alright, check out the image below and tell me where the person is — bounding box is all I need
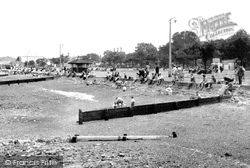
[145,62,150,76]
[224,74,234,83]
[196,91,201,99]
[122,85,127,92]
[172,66,177,81]
[220,66,223,73]
[198,74,207,90]
[157,73,164,85]
[133,73,140,84]
[164,86,173,95]
[234,66,239,84]
[206,75,216,88]
[187,73,196,89]
[116,97,125,107]
[148,73,157,85]
[131,96,135,107]
[219,82,233,96]
[237,66,245,85]
[190,91,201,99]
[124,73,127,79]
[113,102,118,108]
[155,64,160,77]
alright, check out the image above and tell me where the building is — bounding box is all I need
[68,59,93,73]
[221,59,238,70]
[0,56,16,69]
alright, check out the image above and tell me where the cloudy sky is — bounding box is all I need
[0,0,248,59]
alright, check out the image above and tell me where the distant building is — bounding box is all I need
[0,56,16,69]
[68,59,93,73]
[222,59,238,70]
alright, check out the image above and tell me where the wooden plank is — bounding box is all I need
[156,102,176,113]
[81,109,105,121]
[107,107,129,119]
[177,99,198,109]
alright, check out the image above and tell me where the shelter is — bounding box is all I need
[68,59,93,73]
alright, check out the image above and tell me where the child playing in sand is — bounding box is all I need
[131,96,135,107]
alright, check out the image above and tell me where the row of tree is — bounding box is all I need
[21,29,250,70]
[101,29,250,70]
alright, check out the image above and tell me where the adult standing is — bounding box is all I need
[234,66,238,84]
[237,66,245,85]
[155,63,160,77]
[145,62,150,76]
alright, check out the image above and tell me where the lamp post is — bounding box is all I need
[59,44,64,68]
[168,17,177,77]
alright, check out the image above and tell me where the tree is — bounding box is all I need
[36,58,47,67]
[60,54,70,64]
[102,50,115,66]
[27,60,35,67]
[158,43,170,68]
[226,29,250,66]
[124,53,137,67]
[172,31,200,67]
[198,41,216,71]
[134,43,158,67]
[16,56,22,62]
[230,37,250,66]
[50,58,60,65]
[86,53,101,63]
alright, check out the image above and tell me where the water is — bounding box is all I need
[42,88,97,102]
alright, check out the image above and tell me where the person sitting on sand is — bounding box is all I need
[157,73,164,85]
[141,72,149,84]
[148,73,157,85]
[219,82,233,96]
[116,97,125,107]
[188,73,196,89]
[113,102,118,108]
[206,75,216,88]
[224,74,234,83]
[198,74,207,90]
[164,86,173,95]
[133,73,140,84]
[190,91,201,99]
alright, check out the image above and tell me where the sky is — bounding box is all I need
[0,0,249,59]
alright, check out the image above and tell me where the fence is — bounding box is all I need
[78,95,232,124]
[0,76,54,86]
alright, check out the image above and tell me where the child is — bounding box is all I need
[188,73,196,89]
[199,74,207,90]
[123,86,127,92]
[165,86,173,95]
[113,102,118,108]
[131,96,135,107]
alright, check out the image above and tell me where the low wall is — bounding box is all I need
[78,95,231,124]
[0,76,54,86]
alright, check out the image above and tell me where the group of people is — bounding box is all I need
[172,66,184,81]
[188,73,217,90]
[113,96,135,108]
[234,65,245,85]
[133,63,164,85]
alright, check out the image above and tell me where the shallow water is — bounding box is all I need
[42,88,97,102]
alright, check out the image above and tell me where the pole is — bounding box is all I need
[59,44,61,68]
[169,21,172,77]
[168,17,176,77]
